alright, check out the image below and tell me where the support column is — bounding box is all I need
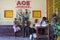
[53,0,55,13]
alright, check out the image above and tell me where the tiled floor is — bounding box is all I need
[0,36,29,40]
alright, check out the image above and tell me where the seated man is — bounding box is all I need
[29,19,39,40]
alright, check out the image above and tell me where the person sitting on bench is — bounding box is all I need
[40,17,48,35]
[13,18,21,36]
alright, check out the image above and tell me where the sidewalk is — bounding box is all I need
[0,36,29,40]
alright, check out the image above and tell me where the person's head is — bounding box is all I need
[52,13,57,17]
[35,19,38,23]
[14,18,17,20]
[42,17,47,21]
[52,13,57,22]
[27,21,31,26]
[41,17,48,24]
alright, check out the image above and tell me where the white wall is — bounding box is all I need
[0,0,47,25]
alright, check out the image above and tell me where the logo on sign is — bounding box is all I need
[16,0,31,8]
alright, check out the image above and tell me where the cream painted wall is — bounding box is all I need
[29,0,46,23]
[0,0,47,25]
[0,0,16,25]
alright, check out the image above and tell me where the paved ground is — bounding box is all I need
[0,36,29,40]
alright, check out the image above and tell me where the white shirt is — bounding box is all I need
[41,21,48,27]
[29,24,33,28]
[35,22,40,27]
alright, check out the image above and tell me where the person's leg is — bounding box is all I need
[45,27,48,35]
[49,26,55,40]
[24,27,26,37]
[29,28,33,40]
[38,28,41,35]
[32,28,37,39]
[13,25,17,36]
[24,26,30,37]
[15,32,17,36]
[42,28,45,35]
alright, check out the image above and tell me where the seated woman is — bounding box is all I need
[40,17,48,27]
[34,19,40,28]
[39,17,49,35]
[13,18,21,36]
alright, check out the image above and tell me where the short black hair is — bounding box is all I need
[14,18,17,20]
[42,17,47,21]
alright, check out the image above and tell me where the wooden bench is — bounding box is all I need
[0,25,21,36]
